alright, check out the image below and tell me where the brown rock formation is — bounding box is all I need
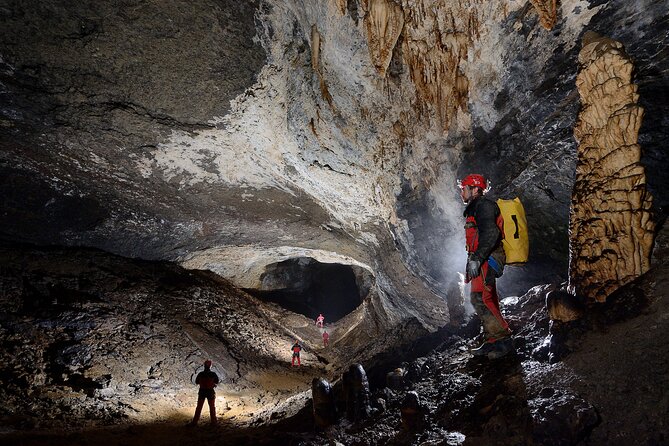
[311,24,321,71]
[311,24,334,107]
[312,377,336,429]
[362,0,405,77]
[529,0,558,30]
[569,32,655,302]
[546,289,585,322]
[336,0,348,15]
[399,0,477,131]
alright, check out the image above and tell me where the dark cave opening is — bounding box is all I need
[247,257,373,323]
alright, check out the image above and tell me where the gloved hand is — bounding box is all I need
[466,259,481,278]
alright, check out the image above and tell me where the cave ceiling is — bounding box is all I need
[1,0,668,330]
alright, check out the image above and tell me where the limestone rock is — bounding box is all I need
[312,377,336,429]
[546,289,585,322]
[569,32,655,303]
[529,0,557,30]
[343,363,371,421]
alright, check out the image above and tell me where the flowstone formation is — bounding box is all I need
[396,0,492,132]
[529,0,558,30]
[570,32,655,303]
[5,0,666,329]
[361,0,404,77]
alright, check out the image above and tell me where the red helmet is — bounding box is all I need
[204,360,212,368]
[460,174,488,190]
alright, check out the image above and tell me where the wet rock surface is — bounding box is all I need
[1,244,668,445]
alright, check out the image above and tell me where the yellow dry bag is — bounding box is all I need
[497,197,529,264]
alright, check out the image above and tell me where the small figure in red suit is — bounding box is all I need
[291,340,303,366]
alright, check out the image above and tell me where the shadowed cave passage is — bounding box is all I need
[247,257,373,322]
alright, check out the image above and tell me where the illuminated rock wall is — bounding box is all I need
[569,32,655,302]
[362,0,404,77]
[1,0,667,321]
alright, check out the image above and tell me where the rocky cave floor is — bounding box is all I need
[0,244,668,446]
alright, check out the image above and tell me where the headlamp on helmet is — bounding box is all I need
[459,174,490,193]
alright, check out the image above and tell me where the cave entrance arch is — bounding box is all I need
[248,257,373,323]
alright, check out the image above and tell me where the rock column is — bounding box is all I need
[569,32,655,302]
[343,363,371,421]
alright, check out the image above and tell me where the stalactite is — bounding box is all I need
[335,0,348,15]
[310,24,334,108]
[397,0,483,131]
[356,1,517,132]
[529,0,557,30]
[361,0,405,77]
[569,31,655,303]
[311,24,321,72]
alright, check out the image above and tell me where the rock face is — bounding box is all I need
[0,245,298,429]
[570,32,655,303]
[3,244,668,444]
[529,0,558,30]
[0,0,668,417]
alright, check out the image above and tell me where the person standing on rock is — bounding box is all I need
[322,329,330,348]
[459,174,513,359]
[315,313,325,328]
[291,339,303,366]
[188,359,219,426]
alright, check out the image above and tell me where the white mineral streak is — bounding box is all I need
[569,32,655,302]
[559,0,605,53]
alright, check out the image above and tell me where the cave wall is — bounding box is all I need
[0,0,268,257]
[1,0,668,330]
[454,0,668,293]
